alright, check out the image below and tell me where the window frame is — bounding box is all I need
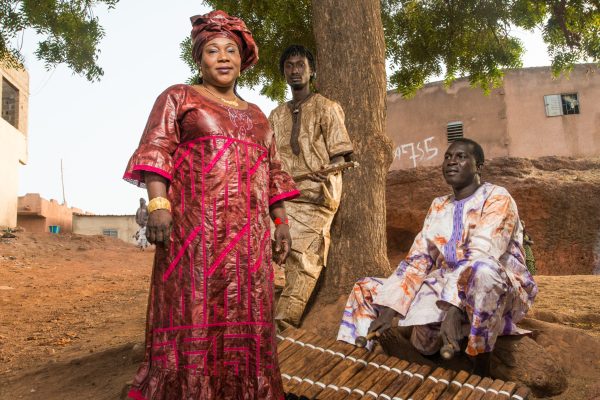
[102,228,118,238]
[1,77,19,128]
[544,93,580,117]
[560,93,580,115]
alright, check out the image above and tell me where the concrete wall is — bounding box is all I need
[387,81,508,170]
[17,193,85,233]
[72,215,138,245]
[386,64,600,170]
[0,66,28,228]
[504,65,600,158]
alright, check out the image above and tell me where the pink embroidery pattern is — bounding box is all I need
[146,136,277,377]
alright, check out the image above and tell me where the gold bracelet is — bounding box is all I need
[147,197,171,213]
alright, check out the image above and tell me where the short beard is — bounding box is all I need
[290,82,307,91]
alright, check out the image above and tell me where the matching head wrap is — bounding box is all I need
[190,10,259,73]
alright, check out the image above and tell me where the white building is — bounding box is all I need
[0,66,29,228]
[73,214,139,245]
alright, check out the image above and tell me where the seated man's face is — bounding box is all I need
[442,142,479,189]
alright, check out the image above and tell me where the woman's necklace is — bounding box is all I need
[201,84,240,107]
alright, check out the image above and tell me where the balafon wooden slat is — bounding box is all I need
[277,328,530,400]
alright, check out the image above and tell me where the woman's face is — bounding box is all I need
[200,37,241,88]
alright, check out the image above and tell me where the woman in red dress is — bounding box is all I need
[124,10,299,399]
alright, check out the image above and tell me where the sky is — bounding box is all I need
[16,1,551,215]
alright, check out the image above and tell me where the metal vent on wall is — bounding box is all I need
[447,121,464,142]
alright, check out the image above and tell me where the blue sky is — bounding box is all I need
[17,1,551,215]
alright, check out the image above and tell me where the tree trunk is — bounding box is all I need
[312,0,394,299]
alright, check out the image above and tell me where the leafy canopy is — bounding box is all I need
[0,0,119,81]
[383,0,600,96]
[183,0,599,100]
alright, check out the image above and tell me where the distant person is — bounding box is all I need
[135,198,149,250]
[337,138,538,377]
[135,198,149,228]
[269,44,354,330]
[122,10,298,399]
[133,229,148,250]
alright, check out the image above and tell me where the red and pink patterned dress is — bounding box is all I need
[123,84,299,399]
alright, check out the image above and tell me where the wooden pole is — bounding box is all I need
[61,159,67,205]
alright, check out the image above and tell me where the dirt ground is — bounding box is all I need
[1,232,599,399]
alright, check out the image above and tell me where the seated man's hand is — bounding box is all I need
[440,305,465,353]
[368,306,398,336]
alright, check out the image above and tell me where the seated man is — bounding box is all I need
[337,138,538,376]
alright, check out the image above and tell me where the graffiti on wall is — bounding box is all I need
[394,136,439,168]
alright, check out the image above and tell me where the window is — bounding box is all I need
[561,93,579,115]
[446,121,463,143]
[2,78,19,128]
[102,229,118,237]
[544,93,580,117]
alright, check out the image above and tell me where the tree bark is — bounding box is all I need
[312,0,394,299]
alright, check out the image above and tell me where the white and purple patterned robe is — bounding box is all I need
[338,183,537,356]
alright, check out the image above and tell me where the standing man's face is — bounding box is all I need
[283,55,312,90]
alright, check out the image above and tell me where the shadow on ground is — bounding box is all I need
[0,342,142,400]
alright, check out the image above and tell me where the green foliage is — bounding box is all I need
[541,0,600,76]
[180,37,196,85]
[385,0,599,96]
[181,0,313,103]
[383,0,526,96]
[0,0,119,81]
[185,0,599,99]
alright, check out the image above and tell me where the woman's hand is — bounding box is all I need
[273,224,292,264]
[146,209,172,246]
[144,173,171,246]
[368,306,398,336]
[269,201,292,264]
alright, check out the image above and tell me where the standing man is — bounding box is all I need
[269,45,354,329]
[135,198,149,250]
[135,198,149,228]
